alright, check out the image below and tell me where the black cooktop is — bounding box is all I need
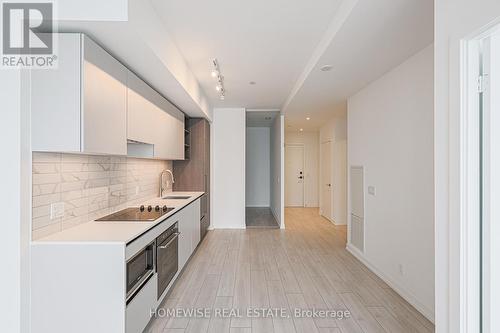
[96,205,175,222]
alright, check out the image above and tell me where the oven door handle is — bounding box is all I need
[158,232,180,249]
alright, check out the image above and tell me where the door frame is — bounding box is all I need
[320,140,333,222]
[460,22,500,333]
[459,29,483,333]
[285,143,305,207]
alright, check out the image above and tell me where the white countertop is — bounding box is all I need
[33,192,204,244]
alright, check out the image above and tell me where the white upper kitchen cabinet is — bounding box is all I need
[31,33,127,155]
[127,70,185,160]
[81,37,127,155]
[156,101,185,160]
[127,71,158,149]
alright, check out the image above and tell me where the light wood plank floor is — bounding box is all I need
[146,208,435,333]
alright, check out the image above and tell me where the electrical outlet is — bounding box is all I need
[50,202,65,219]
[368,185,376,196]
[398,264,404,275]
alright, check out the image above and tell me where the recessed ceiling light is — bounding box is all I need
[320,65,333,72]
[299,128,304,132]
[306,117,310,120]
[211,70,218,78]
[249,81,256,85]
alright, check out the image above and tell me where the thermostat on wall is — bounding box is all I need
[368,186,376,196]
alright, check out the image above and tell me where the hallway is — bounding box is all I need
[146,208,434,333]
[245,207,279,228]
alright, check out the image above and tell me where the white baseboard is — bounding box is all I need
[209,226,246,230]
[346,243,435,323]
[245,205,270,208]
[333,219,347,226]
[319,210,346,226]
[323,215,334,224]
[321,214,346,226]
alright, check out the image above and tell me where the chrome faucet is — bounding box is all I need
[160,169,175,197]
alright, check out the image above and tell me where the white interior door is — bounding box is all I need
[320,141,332,220]
[285,145,304,207]
[332,140,347,225]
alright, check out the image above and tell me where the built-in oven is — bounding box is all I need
[156,222,179,299]
[126,241,155,303]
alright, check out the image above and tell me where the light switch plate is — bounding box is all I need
[50,202,65,219]
[368,186,376,196]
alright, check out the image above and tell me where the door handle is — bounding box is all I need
[327,184,331,187]
[158,232,181,249]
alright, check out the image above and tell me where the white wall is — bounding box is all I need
[0,70,22,333]
[320,115,347,225]
[246,127,271,207]
[347,45,434,321]
[435,1,500,331]
[285,131,319,207]
[212,108,246,229]
[271,115,285,227]
[320,114,347,143]
[1,71,31,333]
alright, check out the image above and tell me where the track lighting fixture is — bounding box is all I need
[211,58,225,100]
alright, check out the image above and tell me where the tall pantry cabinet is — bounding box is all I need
[173,118,210,240]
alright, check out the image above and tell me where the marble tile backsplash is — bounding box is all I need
[32,152,172,240]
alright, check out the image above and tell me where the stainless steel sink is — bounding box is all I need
[162,195,191,200]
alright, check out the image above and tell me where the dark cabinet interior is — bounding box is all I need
[173,118,210,240]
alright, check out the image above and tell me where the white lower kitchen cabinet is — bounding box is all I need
[125,275,157,333]
[177,199,200,269]
[177,206,192,270]
[31,243,127,333]
[31,196,203,333]
[190,201,201,251]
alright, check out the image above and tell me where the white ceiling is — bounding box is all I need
[151,0,433,131]
[53,0,433,130]
[284,0,434,130]
[150,0,343,109]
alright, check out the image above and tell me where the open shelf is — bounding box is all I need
[184,116,191,160]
